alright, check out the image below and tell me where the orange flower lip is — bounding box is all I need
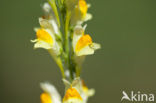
[76,34,92,52]
[36,29,53,45]
[63,87,82,101]
[40,93,52,103]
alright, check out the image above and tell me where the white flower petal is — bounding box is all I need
[34,41,52,49]
[42,2,51,13]
[76,46,94,56]
[87,4,91,8]
[52,42,61,55]
[74,25,84,35]
[87,89,95,97]
[49,19,59,34]
[30,39,37,43]
[91,43,101,50]
[39,18,52,29]
[84,13,92,22]
[40,82,61,103]
[63,99,83,103]
[34,27,40,32]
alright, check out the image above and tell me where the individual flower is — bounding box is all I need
[72,25,101,56]
[71,0,92,25]
[63,78,95,103]
[31,17,61,55]
[40,82,61,103]
[63,78,83,103]
[63,87,83,103]
[78,0,90,20]
[80,80,95,103]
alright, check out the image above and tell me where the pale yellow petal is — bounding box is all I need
[34,41,52,49]
[42,3,51,13]
[76,46,94,56]
[84,13,92,22]
[87,89,95,97]
[63,99,83,103]
[39,18,52,29]
[30,39,38,43]
[91,43,101,50]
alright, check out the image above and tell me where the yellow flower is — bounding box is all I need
[78,0,92,22]
[70,0,92,25]
[79,0,88,18]
[31,18,61,55]
[81,80,95,103]
[62,78,95,103]
[63,78,83,103]
[40,82,61,103]
[72,25,101,56]
[75,34,92,52]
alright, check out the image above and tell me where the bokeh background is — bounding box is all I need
[1,0,156,103]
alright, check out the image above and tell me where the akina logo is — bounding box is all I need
[121,91,155,102]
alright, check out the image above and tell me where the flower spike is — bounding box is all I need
[31,0,101,103]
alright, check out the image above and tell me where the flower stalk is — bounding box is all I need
[31,0,101,103]
[48,0,61,27]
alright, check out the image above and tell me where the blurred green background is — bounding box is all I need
[1,0,156,103]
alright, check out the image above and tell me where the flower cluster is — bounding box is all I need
[31,0,101,103]
[40,78,94,103]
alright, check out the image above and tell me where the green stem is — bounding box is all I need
[64,11,74,80]
[56,58,65,78]
[65,11,71,54]
[76,66,81,77]
[48,0,61,27]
